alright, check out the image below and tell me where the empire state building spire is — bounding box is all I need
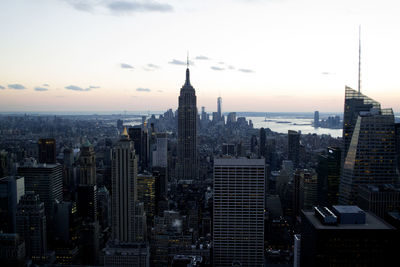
[177,55,198,180]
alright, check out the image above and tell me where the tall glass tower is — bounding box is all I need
[177,63,198,180]
[339,87,398,204]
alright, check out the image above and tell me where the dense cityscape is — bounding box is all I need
[1,61,399,267]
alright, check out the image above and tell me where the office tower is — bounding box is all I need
[217,96,222,120]
[16,192,47,260]
[18,162,62,217]
[177,62,198,180]
[313,111,319,127]
[76,184,97,221]
[97,186,111,230]
[213,158,265,267]
[117,119,123,130]
[317,147,341,206]
[396,123,400,173]
[288,130,300,167]
[357,184,400,218]
[0,150,8,178]
[342,86,380,157]
[339,87,398,205]
[201,106,206,121]
[38,138,56,164]
[152,133,167,168]
[226,112,236,125]
[222,143,235,156]
[111,128,138,242]
[137,173,156,225]
[128,127,149,170]
[79,141,96,185]
[0,176,24,233]
[259,127,266,158]
[300,170,318,210]
[301,206,396,266]
[250,134,257,154]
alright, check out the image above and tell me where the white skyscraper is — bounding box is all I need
[213,158,265,267]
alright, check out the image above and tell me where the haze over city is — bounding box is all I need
[1,0,400,112]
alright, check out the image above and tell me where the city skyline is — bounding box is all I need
[1,0,400,112]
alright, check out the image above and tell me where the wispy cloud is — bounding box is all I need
[89,85,100,89]
[65,85,96,91]
[168,59,194,66]
[196,55,210,60]
[218,61,225,65]
[120,63,134,69]
[157,90,163,92]
[8,84,26,90]
[228,65,235,70]
[136,87,151,92]
[108,1,173,13]
[143,63,160,71]
[43,83,50,87]
[321,72,335,75]
[238,68,254,73]
[0,85,5,90]
[63,0,173,15]
[34,87,48,92]
[211,66,224,71]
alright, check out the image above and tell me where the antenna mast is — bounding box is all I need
[358,25,361,93]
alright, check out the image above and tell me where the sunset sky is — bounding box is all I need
[1,0,400,113]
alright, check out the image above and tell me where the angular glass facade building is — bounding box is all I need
[339,87,398,204]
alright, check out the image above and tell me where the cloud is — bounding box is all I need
[218,61,225,65]
[0,85,5,90]
[321,72,335,75]
[136,87,151,92]
[8,84,26,90]
[211,66,225,71]
[108,1,173,13]
[228,65,235,70]
[157,90,163,92]
[143,63,160,71]
[63,0,173,14]
[34,87,48,91]
[120,63,134,69]
[196,55,210,60]
[238,68,254,73]
[42,83,50,87]
[168,59,194,65]
[65,85,95,91]
[89,85,100,89]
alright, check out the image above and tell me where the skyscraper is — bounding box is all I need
[317,147,341,206]
[313,111,319,127]
[18,162,63,217]
[16,191,47,260]
[259,127,266,158]
[177,61,198,180]
[339,87,398,205]
[111,128,138,242]
[213,158,265,267]
[79,141,96,185]
[217,96,222,120]
[288,130,300,167]
[38,138,56,164]
[0,176,24,233]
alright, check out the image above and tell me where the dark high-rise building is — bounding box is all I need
[76,184,97,221]
[213,158,265,267]
[217,96,222,120]
[250,134,257,154]
[0,176,24,233]
[111,128,138,242]
[18,162,63,217]
[339,87,398,205]
[38,138,56,164]
[128,127,149,171]
[259,127,266,158]
[16,192,47,261]
[288,130,300,167]
[177,63,198,180]
[342,86,380,157]
[357,184,400,218]
[313,111,319,127]
[317,147,341,206]
[300,206,396,267]
[0,150,8,178]
[79,141,96,185]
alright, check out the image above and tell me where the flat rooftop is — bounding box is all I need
[303,211,395,230]
[214,157,265,166]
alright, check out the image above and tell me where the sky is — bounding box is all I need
[1,0,400,113]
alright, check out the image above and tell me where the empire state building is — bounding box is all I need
[177,61,198,180]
